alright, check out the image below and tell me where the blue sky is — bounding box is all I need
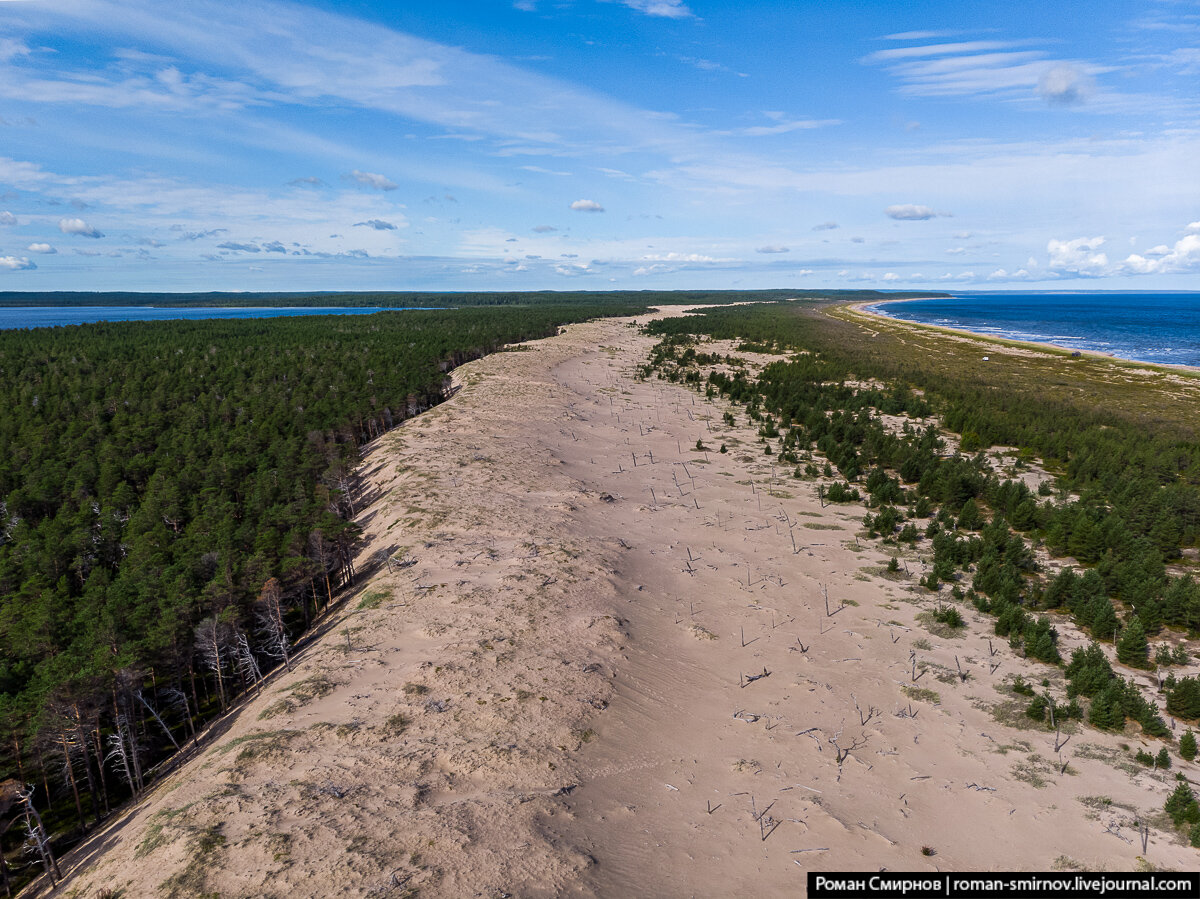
[0,0,1198,292]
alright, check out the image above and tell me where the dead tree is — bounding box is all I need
[827,724,868,765]
[9,782,61,886]
[234,631,264,695]
[194,616,234,711]
[256,577,291,671]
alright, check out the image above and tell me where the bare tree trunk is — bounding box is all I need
[20,789,61,885]
[136,690,182,754]
[58,734,86,832]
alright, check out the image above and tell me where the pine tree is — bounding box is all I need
[1180,729,1196,762]
[1116,615,1150,669]
[1156,746,1171,769]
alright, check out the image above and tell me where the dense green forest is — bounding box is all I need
[1,297,708,889]
[643,302,1200,752]
[0,289,946,308]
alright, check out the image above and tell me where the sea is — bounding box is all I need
[0,306,397,330]
[866,292,1200,368]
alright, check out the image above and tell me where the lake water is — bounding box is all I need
[866,292,1200,367]
[0,306,397,330]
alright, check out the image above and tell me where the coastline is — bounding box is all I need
[848,300,1200,375]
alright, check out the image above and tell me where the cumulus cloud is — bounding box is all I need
[27,243,56,254]
[344,169,398,190]
[1037,64,1093,105]
[58,217,104,238]
[1122,232,1200,275]
[262,240,287,253]
[354,219,398,230]
[217,241,261,252]
[1047,235,1107,274]
[0,211,15,225]
[885,204,944,220]
[0,256,35,271]
[812,221,838,231]
[532,225,557,233]
[569,199,605,212]
[755,245,789,254]
[1186,222,1200,235]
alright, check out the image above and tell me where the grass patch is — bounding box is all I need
[357,589,391,610]
[803,522,842,530]
[259,673,336,719]
[159,823,226,899]
[901,685,940,704]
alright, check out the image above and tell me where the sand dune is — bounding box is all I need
[51,309,1197,898]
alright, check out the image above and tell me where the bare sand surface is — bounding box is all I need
[50,308,1198,898]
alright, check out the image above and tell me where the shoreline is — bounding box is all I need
[848,300,1200,375]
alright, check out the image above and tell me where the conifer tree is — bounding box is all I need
[1116,615,1150,669]
[1180,729,1196,762]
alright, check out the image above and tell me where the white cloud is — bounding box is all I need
[0,211,15,225]
[521,165,572,176]
[59,217,105,238]
[794,268,814,276]
[1122,233,1200,274]
[755,245,789,254]
[633,263,673,275]
[569,199,605,212]
[0,256,35,271]
[945,247,966,255]
[641,252,718,262]
[734,112,841,136]
[345,170,398,191]
[1047,236,1108,274]
[1036,64,1094,105]
[611,0,694,19]
[882,272,900,281]
[1186,222,1200,235]
[885,204,942,220]
[27,243,56,254]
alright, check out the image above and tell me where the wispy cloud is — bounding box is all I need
[0,211,15,225]
[344,170,398,191]
[755,245,789,254]
[354,219,399,230]
[608,0,694,19]
[885,204,947,220]
[863,39,1112,105]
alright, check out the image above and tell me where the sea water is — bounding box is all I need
[0,306,399,330]
[867,292,1200,368]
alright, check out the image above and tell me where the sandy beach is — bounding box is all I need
[48,307,1199,898]
[848,301,1200,375]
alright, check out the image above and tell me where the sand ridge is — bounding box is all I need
[49,309,1198,898]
